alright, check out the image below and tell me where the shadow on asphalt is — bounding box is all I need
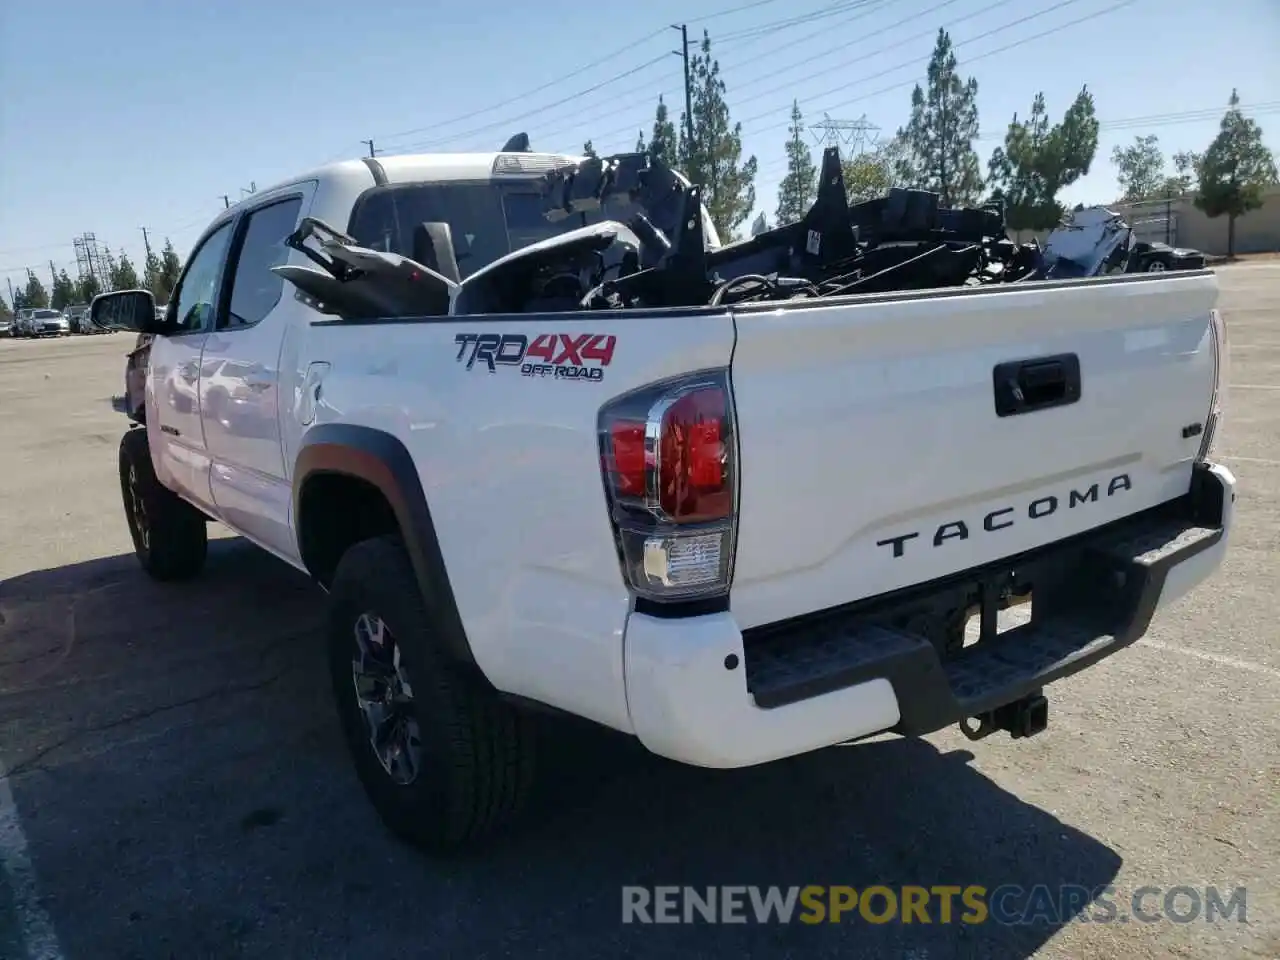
[0,543,1122,960]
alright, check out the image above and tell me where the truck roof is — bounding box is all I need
[231,151,583,211]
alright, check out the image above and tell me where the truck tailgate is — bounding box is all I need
[728,271,1219,630]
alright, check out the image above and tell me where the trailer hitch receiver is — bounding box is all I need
[959,690,1049,741]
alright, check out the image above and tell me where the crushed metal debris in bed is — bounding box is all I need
[274,145,1203,322]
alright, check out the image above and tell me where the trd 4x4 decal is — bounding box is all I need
[454,333,616,382]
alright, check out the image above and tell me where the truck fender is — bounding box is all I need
[292,423,474,667]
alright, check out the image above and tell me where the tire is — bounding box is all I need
[118,428,208,581]
[327,535,535,853]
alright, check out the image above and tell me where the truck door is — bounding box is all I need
[147,218,237,511]
[198,186,313,560]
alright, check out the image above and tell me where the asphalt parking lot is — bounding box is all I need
[1,268,1277,960]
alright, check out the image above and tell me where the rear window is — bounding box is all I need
[33,309,61,319]
[347,181,644,280]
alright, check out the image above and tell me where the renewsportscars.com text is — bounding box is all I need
[621,884,1248,926]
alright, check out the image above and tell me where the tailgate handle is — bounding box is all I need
[993,353,1081,417]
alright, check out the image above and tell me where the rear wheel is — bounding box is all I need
[327,535,536,853]
[119,428,207,581]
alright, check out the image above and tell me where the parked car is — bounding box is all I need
[0,317,12,338]
[14,309,34,336]
[28,308,71,337]
[1042,207,1208,277]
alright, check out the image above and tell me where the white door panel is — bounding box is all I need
[201,188,313,561]
[149,218,237,508]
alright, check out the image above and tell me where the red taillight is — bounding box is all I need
[608,421,647,497]
[658,388,729,522]
[598,370,738,603]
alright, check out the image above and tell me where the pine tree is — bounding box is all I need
[677,30,758,239]
[51,269,78,310]
[582,140,598,158]
[635,130,647,153]
[102,246,119,291]
[895,29,983,206]
[157,239,182,303]
[649,95,678,167]
[77,274,102,303]
[986,87,1099,230]
[1195,89,1279,258]
[143,247,164,300]
[23,271,50,309]
[111,252,141,291]
[775,101,817,225]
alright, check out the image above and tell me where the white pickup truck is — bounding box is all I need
[91,145,1235,853]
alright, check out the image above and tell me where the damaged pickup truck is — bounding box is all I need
[93,140,1234,853]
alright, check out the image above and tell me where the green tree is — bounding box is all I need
[634,130,647,153]
[649,95,678,167]
[1161,151,1202,197]
[157,239,182,303]
[1111,134,1166,201]
[77,273,102,303]
[0,296,12,321]
[101,246,119,291]
[842,137,906,203]
[582,140,598,158]
[110,251,141,291]
[51,269,78,310]
[775,101,817,225]
[677,30,758,239]
[23,271,50,309]
[143,247,164,299]
[1195,89,1279,258]
[985,86,1099,231]
[895,29,983,206]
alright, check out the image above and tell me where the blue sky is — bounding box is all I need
[1,0,1277,304]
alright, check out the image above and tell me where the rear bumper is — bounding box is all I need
[622,461,1235,768]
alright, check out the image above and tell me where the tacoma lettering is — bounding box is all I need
[876,473,1133,558]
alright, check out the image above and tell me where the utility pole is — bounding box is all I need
[220,195,231,209]
[140,226,153,260]
[361,139,377,158]
[7,277,16,310]
[672,25,695,154]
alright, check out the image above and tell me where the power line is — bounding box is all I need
[381,52,677,154]
[716,0,888,42]
[389,0,893,157]
[379,0,865,153]
[518,0,907,152]
[371,27,673,145]
[688,0,792,24]
[734,0,1096,135]
[532,0,1023,155]
[753,100,1280,180]
[740,0,1143,184]
[715,0,953,74]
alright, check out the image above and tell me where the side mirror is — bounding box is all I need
[91,289,162,334]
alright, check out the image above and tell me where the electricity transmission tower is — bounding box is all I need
[73,233,111,293]
[809,113,881,155]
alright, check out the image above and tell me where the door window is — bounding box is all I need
[169,221,235,334]
[224,197,304,329]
